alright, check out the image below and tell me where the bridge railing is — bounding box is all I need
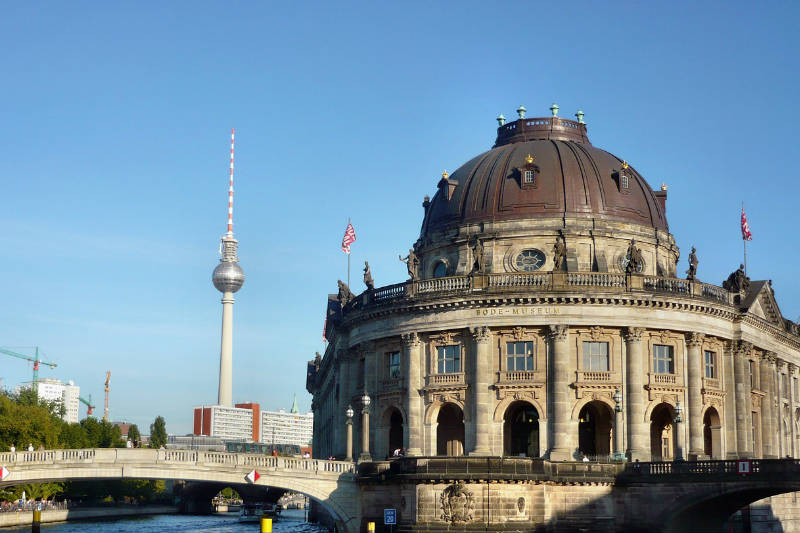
[621,458,800,479]
[0,449,355,475]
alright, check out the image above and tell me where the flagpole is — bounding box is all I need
[347,217,351,287]
[742,202,747,276]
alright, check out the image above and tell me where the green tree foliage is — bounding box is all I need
[127,424,141,447]
[149,416,167,448]
[218,487,240,500]
[80,417,125,448]
[0,392,62,450]
[1,483,64,501]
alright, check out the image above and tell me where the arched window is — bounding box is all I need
[433,261,447,278]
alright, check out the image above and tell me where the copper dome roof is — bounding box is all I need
[420,116,668,237]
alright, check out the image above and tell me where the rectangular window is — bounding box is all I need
[621,175,629,189]
[437,345,461,374]
[524,170,535,184]
[749,361,755,389]
[506,341,534,371]
[582,341,609,371]
[794,377,798,401]
[704,350,716,379]
[386,351,400,379]
[782,373,789,398]
[653,344,675,374]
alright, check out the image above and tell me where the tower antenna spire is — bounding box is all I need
[227,128,235,237]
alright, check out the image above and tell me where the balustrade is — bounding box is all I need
[567,272,626,288]
[577,370,613,382]
[426,373,465,386]
[651,373,678,385]
[488,272,551,288]
[416,276,470,293]
[497,370,537,382]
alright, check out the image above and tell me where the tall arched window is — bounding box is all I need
[433,261,447,278]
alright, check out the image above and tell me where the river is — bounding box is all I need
[1,509,327,533]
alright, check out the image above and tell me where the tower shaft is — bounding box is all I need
[218,292,235,406]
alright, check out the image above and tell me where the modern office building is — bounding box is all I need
[193,403,257,441]
[17,378,81,424]
[260,396,314,447]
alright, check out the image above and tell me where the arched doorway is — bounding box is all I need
[650,403,675,461]
[436,403,465,456]
[703,407,721,458]
[577,400,613,459]
[503,401,539,457]
[388,409,404,455]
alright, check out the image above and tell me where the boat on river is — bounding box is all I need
[238,503,279,523]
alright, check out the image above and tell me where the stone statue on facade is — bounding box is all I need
[625,239,644,274]
[337,279,355,305]
[553,234,567,272]
[363,261,374,290]
[470,238,484,274]
[723,264,750,293]
[399,249,420,281]
[686,246,699,281]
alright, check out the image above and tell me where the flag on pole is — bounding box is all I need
[341,222,356,254]
[741,206,753,241]
[323,317,328,343]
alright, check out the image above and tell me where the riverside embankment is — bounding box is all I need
[0,504,177,528]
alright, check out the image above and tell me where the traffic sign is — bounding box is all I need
[245,469,260,483]
[737,459,751,475]
[384,509,397,525]
[0,466,9,481]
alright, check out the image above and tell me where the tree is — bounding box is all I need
[127,424,141,447]
[149,416,167,448]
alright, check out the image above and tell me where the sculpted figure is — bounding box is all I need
[470,238,484,274]
[363,261,374,290]
[399,249,420,281]
[553,235,566,271]
[626,239,644,274]
[723,264,750,293]
[686,246,699,280]
[337,279,355,305]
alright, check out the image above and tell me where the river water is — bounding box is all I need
[2,509,328,533]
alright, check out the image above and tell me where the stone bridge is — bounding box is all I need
[0,449,359,532]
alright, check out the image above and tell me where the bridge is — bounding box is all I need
[0,449,359,532]
[4,451,800,532]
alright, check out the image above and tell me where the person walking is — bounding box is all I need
[9,444,15,453]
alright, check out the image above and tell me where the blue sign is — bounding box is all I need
[384,509,397,525]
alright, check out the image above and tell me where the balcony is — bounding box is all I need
[497,370,538,383]
[426,373,465,386]
[576,371,614,383]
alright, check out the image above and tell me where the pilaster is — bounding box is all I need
[469,326,492,455]
[686,332,705,459]
[733,341,753,457]
[402,332,423,456]
[624,327,648,461]
[759,353,777,458]
[548,324,572,461]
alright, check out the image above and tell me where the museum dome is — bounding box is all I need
[420,108,668,239]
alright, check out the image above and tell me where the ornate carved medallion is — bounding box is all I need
[440,481,475,524]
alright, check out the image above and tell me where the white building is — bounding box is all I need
[260,397,313,447]
[16,378,81,424]
[193,404,255,441]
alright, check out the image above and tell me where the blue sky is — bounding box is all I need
[1,2,798,435]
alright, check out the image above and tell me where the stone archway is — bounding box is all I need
[436,403,465,456]
[388,409,404,455]
[650,402,675,461]
[703,406,722,459]
[577,400,613,459]
[503,401,540,457]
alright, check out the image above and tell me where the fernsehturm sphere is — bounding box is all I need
[212,128,244,407]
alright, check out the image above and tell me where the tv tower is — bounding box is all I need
[212,128,245,407]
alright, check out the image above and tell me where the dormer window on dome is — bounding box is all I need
[614,161,632,194]
[437,170,458,201]
[517,153,539,189]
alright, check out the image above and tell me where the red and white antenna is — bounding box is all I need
[227,128,235,237]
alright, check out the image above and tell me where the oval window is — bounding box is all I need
[433,262,447,278]
[515,249,546,271]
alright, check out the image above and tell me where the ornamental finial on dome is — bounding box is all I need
[575,109,585,124]
[497,113,506,126]
[525,153,534,165]
[621,161,629,169]
[442,170,449,179]
[516,105,526,119]
[550,103,559,117]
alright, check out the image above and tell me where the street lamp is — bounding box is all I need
[345,405,354,462]
[673,401,684,461]
[359,392,372,462]
[612,389,625,461]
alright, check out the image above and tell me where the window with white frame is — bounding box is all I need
[582,341,609,371]
[653,344,674,374]
[704,350,716,379]
[506,341,534,371]
[437,345,461,374]
[386,351,400,379]
[523,170,535,184]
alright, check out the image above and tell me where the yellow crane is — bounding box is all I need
[103,371,111,422]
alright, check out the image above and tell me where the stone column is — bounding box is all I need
[790,364,797,457]
[359,396,372,462]
[402,332,423,456]
[759,354,776,458]
[470,326,492,455]
[733,341,753,457]
[723,343,738,458]
[613,395,624,460]
[776,359,786,457]
[548,324,572,461]
[345,415,353,462]
[624,327,649,461]
[686,332,705,460]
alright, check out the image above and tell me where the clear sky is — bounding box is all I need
[1,2,798,435]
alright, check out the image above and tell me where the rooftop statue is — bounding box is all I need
[363,261,375,290]
[399,249,420,281]
[723,264,751,293]
[686,247,699,281]
[337,279,355,305]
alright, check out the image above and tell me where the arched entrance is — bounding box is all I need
[388,409,404,455]
[436,403,465,456]
[650,403,675,461]
[503,401,539,457]
[703,407,721,458]
[577,400,613,459]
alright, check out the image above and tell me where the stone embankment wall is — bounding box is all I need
[0,505,178,528]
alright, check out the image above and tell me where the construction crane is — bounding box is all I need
[103,371,111,422]
[0,346,57,383]
[79,394,95,416]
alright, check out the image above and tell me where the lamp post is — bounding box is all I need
[345,405,354,462]
[612,389,626,461]
[673,401,684,461]
[359,392,372,462]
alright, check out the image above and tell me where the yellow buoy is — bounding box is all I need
[260,517,272,533]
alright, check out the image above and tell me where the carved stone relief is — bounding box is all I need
[440,481,475,524]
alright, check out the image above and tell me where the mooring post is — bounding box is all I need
[32,507,41,533]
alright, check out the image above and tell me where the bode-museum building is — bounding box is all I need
[306,105,800,467]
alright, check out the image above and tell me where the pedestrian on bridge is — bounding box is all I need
[26,444,33,452]
[8,444,14,453]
